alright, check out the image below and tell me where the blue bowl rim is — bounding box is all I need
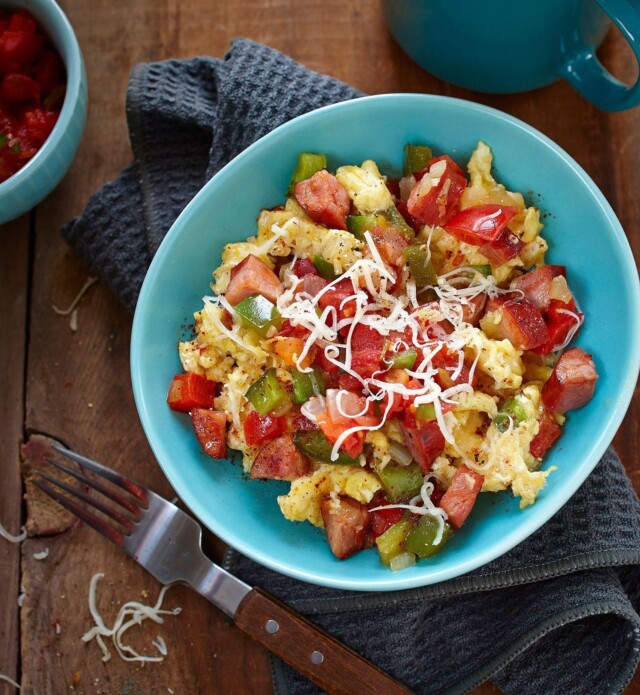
[0,0,86,197]
[131,93,640,591]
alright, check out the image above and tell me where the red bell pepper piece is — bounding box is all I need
[167,373,217,412]
[243,410,287,446]
[444,204,519,246]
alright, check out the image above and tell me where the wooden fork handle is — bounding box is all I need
[234,588,413,695]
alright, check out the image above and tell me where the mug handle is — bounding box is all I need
[558,0,640,111]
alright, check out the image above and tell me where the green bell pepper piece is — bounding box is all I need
[416,403,436,421]
[469,264,492,277]
[290,367,326,404]
[378,462,424,503]
[403,244,438,287]
[313,255,337,280]
[391,349,417,370]
[293,430,359,465]
[404,515,452,559]
[346,213,387,240]
[233,294,281,337]
[383,205,415,239]
[376,514,413,566]
[0,134,6,149]
[403,144,433,176]
[494,396,528,433]
[289,152,327,193]
[245,368,287,416]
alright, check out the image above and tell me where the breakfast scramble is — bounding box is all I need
[167,142,597,570]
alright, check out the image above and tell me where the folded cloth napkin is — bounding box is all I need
[63,39,640,695]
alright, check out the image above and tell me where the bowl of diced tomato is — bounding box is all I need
[131,94,640,591]
[0,0,86,224]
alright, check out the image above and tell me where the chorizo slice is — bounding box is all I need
[541,347,597,413]
[439,464,483,529]
[225,254,283,306]
[250,434,312,481]
[320,495,369,560]
[294,170,350,230]
[191,409,228,459]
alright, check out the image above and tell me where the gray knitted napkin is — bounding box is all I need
[62,39,640,695]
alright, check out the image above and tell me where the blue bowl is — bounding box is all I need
[0,0,87,224]
[131,95,640,591]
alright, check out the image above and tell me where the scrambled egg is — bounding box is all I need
[461,141,525,210]
[278,464,382,527]
[458,325,525,390]
[336,160,393,213]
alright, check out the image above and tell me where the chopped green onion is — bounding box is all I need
[293,430,359,465]
[494,396,528,433]
[289,152,327,193]
[245,368,287,416]
[403,144,433,176]
[233,294,281,337]
[403,244,438,287]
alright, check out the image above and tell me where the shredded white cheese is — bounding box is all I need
[0,673,20,690]
[0,518,27,544]
[82,573,181,663]
[32,548,49,561]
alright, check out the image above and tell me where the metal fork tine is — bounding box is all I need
[36,470,134,532]
[51,444,147,503]
[32,478,125,546]
[44,456,141,517]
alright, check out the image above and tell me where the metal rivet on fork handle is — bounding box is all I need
[265,619,279,634]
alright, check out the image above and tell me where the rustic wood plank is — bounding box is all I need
[16,1,640,695]
[0,217,30,694]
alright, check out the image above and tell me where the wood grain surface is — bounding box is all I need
[0,1,638,694]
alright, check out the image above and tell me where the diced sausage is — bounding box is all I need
[400,418,445,474]
[529,409,562,459]
[478,229,525,267]
[510,265,566,311]
[250,434,312,481]
[439,464,483,529]
[190,409,228,459]
[370,225,409,265]
[485,296,549,350]
[320,495,369,560]
[225,254,283,306]
[299,274,329,297]
[294,170,350,230]
[461,293,487,326]
[541,347,597,413]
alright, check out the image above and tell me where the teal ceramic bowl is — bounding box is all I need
[0,0,87,224]
[131,95,640,591]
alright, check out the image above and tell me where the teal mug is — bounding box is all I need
[382,0,640,111]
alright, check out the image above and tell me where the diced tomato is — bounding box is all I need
[400,411,445,473]
[317,277,357,318]
[243,411,287,446]
[478,229,525,267]
[529,409,562,459]
[350,324,385,378]
[190,409,228,459]
[541,347,597,413]
[485,296,549,350]
[274,336,313,368]
[0,30,45,72]
[294,169,350,230]
[338,372,362,392]
[369,225,409,266]
[407,155,467,226]
[510,265,566,311]
[431,347,477,387]
[532,299,583,355]
[292,258,318,278]
[291,413,318,432]
[369,500,404,538]
[444,204,519,245]
[167,373,217,412]
[440,465,484,529]
[1,73,40,101]
[225,254,283,306]
[313,348,340,374]
[275,320,309,340]
[321,496,369,559]
[250,434,312,481]
[8,10,37,34]
[316,390,379,458]
[385,177,401,198]
[34,49,64,94]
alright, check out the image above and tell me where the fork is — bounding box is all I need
[33,444,412,695]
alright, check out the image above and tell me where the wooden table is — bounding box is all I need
[1,1,639,693]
